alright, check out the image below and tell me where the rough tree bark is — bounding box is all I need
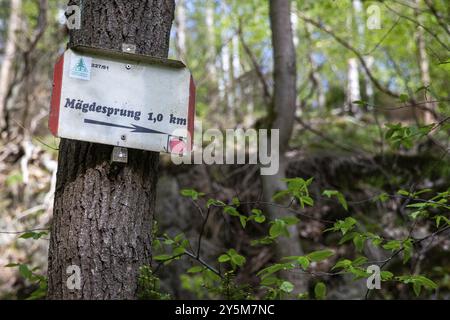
[263,0,307,293]
[0,0,21,132]
[47,0,175,300]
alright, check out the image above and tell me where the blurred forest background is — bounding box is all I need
[0,0,449,299]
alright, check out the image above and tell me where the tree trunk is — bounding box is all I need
[415,0,436,124]
[219,4,231,118]
[347,57,361,115]
[364,56,375,106]
[268,0,296,149]
[304,23,325,110]
[0,0,21,132]
[231,34,241,122]
[345,0,362,117]
[175,0,187,60]
[47,0,175,300]
[204,1,219,112]
[263,0,307,294]
[205,2,217,82]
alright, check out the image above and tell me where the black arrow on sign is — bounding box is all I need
[84,118,167,134]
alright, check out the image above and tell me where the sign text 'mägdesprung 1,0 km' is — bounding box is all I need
[64,97,187,126]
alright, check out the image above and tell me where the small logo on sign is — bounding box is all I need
[70,54,92,80]
[169,136,187,155]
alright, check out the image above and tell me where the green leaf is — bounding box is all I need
[27,285,47,300]
[17,231,48,240]
[269,220,289,238]
[272,190,291,201]
[406,203,428,209]
[339,232,357,244]
[154,254,172,261]
[163,239,174,245]
[180,189,204,200]
[251,236,274,246]
[415,85,429,93]
[326,217,357,235]
[416,275,438,289]
[414,188,433,197]
[353,234,365,252]
[230,253,246,267]
[322,190,348,211]
[297,292,309,299]
[413,282,422,297]
[220,249,246,269]
[352,256,368,267]
[218,254,230,263]
[239,215,247,229]
[260,275,279,286]
[5,263,20,268]
[299,195,314,208]
[381,271,394,281]
[224,206,240,217]
[306,249,334,262]
[397,274,438,294]
[314,282,326,300]
[297,256,310,270]
[173,246,186,256]
[280,216,300,226]
[250,209,266,223]
[19,264,32,279]
[410,210,427,220]
[332,259,352,270]
[19,232,36,239]
[174,233,184,243]
[207,199,226,208]
[435,215,450,228]
[254,215,266,223]
[257,263,294,278]
[383,240,402,251]
[367,233,383,247]
[187,266,203,273]
[402,239,413,264]
[260,277,278,287]
[399,93,409,103]
[352,100,368,106]
[205,269,221,282]
[373,193,389,203]
[274,177,314,207]
[349,266,370,279]
[280,281,294,293]
[251,208,262,215]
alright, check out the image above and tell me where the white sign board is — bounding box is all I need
[49,46,195,154]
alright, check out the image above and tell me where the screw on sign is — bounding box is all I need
[49,46,196,155]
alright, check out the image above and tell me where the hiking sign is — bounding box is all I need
[49,46,195,155]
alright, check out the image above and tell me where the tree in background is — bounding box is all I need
[262,0,306,293]
[0,0,21,133]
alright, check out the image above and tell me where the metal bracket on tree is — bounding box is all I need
[110,44,136,164]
